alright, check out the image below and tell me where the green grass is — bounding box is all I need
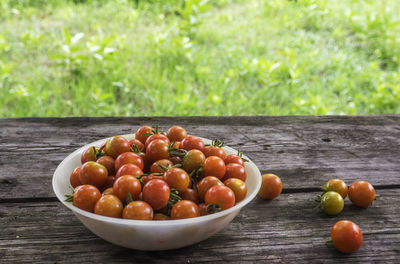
[0,0,399,117]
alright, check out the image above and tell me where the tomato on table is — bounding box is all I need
[320,191,344,215]
[348,181,376,207]
[324,179,348,199]
[258,173,282,200]
[331,220,363,253]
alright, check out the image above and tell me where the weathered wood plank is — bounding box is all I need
[1,190,399,263]
[0,116,399,199]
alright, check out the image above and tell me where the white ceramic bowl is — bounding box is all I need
[52,135,261,250]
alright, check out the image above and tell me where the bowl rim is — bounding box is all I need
[52,135,262,226]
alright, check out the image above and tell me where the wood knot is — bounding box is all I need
[321,138,331,142]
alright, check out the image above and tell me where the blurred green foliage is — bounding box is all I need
[0,0,399,117]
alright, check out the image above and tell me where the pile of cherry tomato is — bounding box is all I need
[67,125,250,220]
[319,178,376,253]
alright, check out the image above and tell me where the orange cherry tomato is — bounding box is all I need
[113,175,141,203]
[171,200,200,219]
[114,152,144,171]
[197,176,224,200]
[94,194,123,218]
[167,126,187,142]
[348,181,376,207]
[204,185,235,210]
[331,220,363,253]
[224,178,247,203]
[203,156,226,179]
[324,179,348,199]
[96,155,116,175]
[258,173,282,199]
[163,168,190,192]
[105,136,130,159]
[135,126,153,144]
[223,163,247,182]
[79,161,108,188]
[73,184,101,213]
[123,201,154,220]
[70,166,82,188]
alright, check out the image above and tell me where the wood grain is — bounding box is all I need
[1,116,399,199]
[1,190,399,263]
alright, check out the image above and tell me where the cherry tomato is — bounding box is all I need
[102,187,114,196]
[324,179,348,199]
[163,168,190,192]
[79,161,108,188]
[141,173,164,184]
[331,220,363,253]
[348,181,376,207]
[94,194,123,218]
[81,146,99,164]
[167,126,187,142]
[180,188,200,204]
[223,163,247,182]
[114,152,144,171]
[150,159,174,174]
[128,138,144,152]
[145,139,170,164]
[321,191,344,215]
[135,126,154,144]
[197,176,224,200]
[258,173,282,199]
[224,178,247,203]
[224,154,244,166]
[169,156,182,165]
[198,203,207,216]
[96,155,115,175]
[182,149,205,172]
[145,134,170,149]
[115,163,143,179]
[122,201,154,220]
[70,166,82,188]
[142,179,170,210]
[113,175,141,203]
[203,156,226,179]
[171,141,181,149]
[171,200,200,219]
[73,184,101,213]
[204,146,226,159]
[101,175,115,190]
[205,185,235,210]
[153,213,170,220]
[180,136,205,152]
[106,136,130,159]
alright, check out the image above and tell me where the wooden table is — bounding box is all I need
[1,116,399,263]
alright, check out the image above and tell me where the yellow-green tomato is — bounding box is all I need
[321,191,344,215]
[324,179,348,199]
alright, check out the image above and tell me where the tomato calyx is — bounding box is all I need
[167,188,182,215]
[158,162,182,172]
[145,124,165,136]
[237,151,249,163]
[64,187,75,203]
[205,139,225,148]
[130,144,143,153]
[206,204,222,214]
[126,192,134,204]
[189,167,204,191]
[91,146,106,159]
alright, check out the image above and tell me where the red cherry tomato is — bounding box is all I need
[182,149,205,173]
[223,163,247,182]
[167,126,187,142]
[73,184,101,213]
[180,136,205,152]
[79,161,108,188]
[70,166,82,188]
[113,175,141,203]
[115,163,143,179]
[94,194,123,218]
[163,168,190,192]
[81,146,99,164]
[224,178,247,203]
[204,185,235,210]
[123,201,154,220]
[180,188,200,204]
[135,126,154,144]
[331,220,363,253]
[204,146,226,159]
[224,154,244,166]
[171,200,200,219]
[150,159,174,174]
[153,213,170,220]
[197,176,224,200]
[114,152,144,171]
[258,173,282,200]
[101,175,115,190]
[203,156,226,179]
[348,181,376,207]
[142,179,170,210]
[102,187,113,196]
[105,136,130,159]
[145,134,170,149]
[141,173,164,185]
[128,138,144,152]
[145,139,170,164]
[96,155,116,175]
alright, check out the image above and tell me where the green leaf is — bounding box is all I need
[126,192,133,204]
